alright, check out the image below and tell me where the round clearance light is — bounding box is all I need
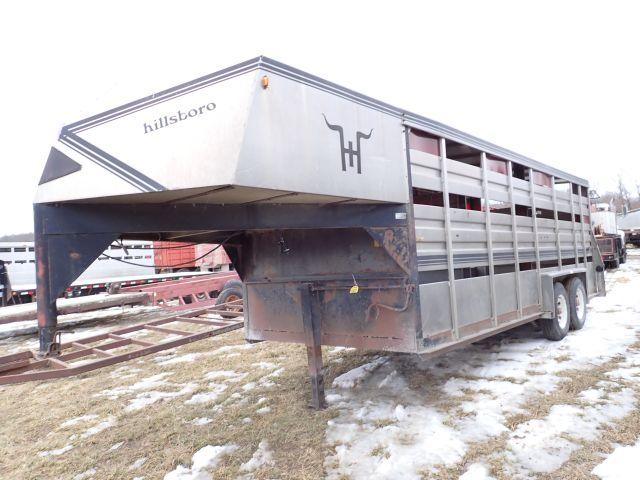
[261,75,269,89]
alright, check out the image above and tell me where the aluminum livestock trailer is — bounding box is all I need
[31,56,605,407]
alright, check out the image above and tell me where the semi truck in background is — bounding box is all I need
[591,203,627,268]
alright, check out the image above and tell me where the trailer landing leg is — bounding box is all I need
[301,285,326,410]
[33,204,117,357]
[34,207,60,358]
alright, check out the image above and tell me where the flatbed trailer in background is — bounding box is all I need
[25,57,605,406]
[0,239,233,304]
[0,240,216,305]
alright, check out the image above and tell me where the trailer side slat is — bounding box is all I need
[439,139,459,339]
[507,161,523,317]
[481,153,498,327]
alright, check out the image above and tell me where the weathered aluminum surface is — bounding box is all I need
[35,57,588,207]
[407,126,604,352]
[36,60,409,205]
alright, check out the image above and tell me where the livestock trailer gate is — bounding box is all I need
[28,56,604,407]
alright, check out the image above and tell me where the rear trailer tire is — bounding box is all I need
[216,286,243,319]
[541,282,571,341]
[566,277,587,330]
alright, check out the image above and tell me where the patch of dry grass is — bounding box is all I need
[0,324,367,480]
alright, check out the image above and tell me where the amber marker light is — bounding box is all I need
[261,75,269,89]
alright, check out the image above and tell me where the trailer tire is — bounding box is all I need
[222,279,243,291]
[541,282,571,341]
[216,286,243,319]
[566,277,587,331]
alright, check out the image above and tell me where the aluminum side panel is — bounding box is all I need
[237,70,409,203]
[36,72,258,203]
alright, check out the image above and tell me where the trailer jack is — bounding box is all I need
[301,284,326,410]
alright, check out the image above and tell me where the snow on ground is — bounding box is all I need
[204,370,247,382]
[78,416,116,439]
[459,463,495,480]
[332,356,388,389]
[150,343,256,366]
[91,370,206,411]
[325,257,640,479]
[592,438,640,479]
[126,383,198,411]
[504,387,635,475]
[251,361,277,369]
[38,444,74,457]
[239,440,275,473]
[191,417,213,426]
[163,444,238,480]
[72,468,97,480]
[60,414,99,428]
[96,372,174,399]
[184,383,227,405]
[156,352,200,366]
[129,457,147,470]
[183,369,256,407]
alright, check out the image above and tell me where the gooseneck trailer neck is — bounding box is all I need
[33,56,604,407]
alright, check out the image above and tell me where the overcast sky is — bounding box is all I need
[2,0,639,235]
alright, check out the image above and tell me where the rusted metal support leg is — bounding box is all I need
[34,205,60,357]
[300,284,326,410]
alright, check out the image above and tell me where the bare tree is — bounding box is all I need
[617,175,631,212]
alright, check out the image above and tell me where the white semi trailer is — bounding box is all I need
[22,57,605,406]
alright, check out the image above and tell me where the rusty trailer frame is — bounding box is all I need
[0,299,243,384]
[120,270,240,310]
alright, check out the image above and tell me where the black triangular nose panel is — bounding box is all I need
[39,147,82,185]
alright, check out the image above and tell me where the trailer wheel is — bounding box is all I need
[541,282,571,341]
[215,286,243,319]
[566,277,587,330]
[222,279,243,291]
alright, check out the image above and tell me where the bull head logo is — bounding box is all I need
[323,114,373,174]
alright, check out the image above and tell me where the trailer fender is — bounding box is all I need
[540,268,588,318]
